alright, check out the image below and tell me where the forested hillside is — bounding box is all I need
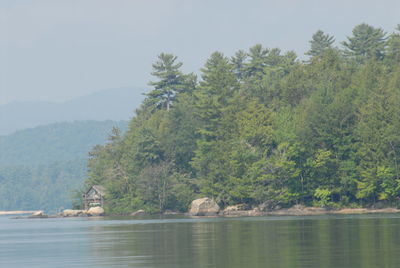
[0,160,86,211]
[0,120,128,166]
[0,120,128,212]
[86,23,400,214]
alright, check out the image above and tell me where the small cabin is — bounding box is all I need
[83,185,106,210]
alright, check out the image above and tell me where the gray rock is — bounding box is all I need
[371,201,386,209]
[189,197,220,216]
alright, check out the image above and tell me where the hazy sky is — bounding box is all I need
[1,0,399,105]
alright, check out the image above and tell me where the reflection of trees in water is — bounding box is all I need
[86,220,198,267]
[86,217,400,268]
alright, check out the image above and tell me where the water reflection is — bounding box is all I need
[86,215,400,268]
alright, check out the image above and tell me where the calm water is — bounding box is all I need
[1,214,400,268]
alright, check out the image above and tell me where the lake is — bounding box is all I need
[1,214,400,267]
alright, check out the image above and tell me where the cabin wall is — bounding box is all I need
[83,188,105,209]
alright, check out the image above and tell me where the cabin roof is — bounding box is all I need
[85,185,106,196]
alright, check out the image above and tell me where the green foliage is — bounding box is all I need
[0,160,86,212]
[306,30,335,57]
[313,188,332,207]
[247,142,302,206]
[85,23,400,213]
[146,53,195,111]
[386,25,400,64]
[342,23,387,62]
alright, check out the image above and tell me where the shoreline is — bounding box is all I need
[7,207,400,219]
[0,210,40,216]
[108,207,400,217]
[218,207,400,217]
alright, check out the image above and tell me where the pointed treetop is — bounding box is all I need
[200,51,236,91]
[306,30,335,57]
[146,53,187,111]
[342,23,387,62]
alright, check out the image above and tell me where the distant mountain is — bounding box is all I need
[0,120,128,166]
[0,120,128,212]
[0,86,146,135]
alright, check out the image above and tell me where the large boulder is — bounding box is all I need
[189,198,220,216]
[61,209,86,217]
[87,206,105,216]
[29,210,48,218]
[32,210,44,216]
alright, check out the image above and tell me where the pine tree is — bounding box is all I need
[191,52,239,202]
[355,70,400,202]
[386,24,400,63]
[195,51,238,140]
[146,53,187,111]
[231,50,247,80]
[342,23,387,62]
[244,44,269,78]
[306,30,335,57]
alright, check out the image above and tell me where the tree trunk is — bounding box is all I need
[167,92,171,111]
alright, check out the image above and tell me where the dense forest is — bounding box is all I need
[85,23,400,214]
[0,160,86,211]
[0,120,127,211]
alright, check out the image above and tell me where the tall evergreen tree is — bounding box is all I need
[355,70,400,203]
[231,50,248,80]
[386,25,400,64]
[191,52,239,202]
[342,23,387,62]
[146,53,187,111]
[194,52,238,140]
[244,44,269,78]
[306,30,335,57]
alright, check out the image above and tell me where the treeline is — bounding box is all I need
[86,23,400,214]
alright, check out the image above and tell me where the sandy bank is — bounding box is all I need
[0,211,40,216]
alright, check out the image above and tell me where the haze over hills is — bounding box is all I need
[0,120,129,212]
[0,87,143,212]
[0,120,129,167]
[0,86,147,135]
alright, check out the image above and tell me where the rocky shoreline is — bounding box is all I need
[186,198,400,217]
[188,198,400,217]
[7,199,400,219]
[11,206,105,219]
[218,206,400,217]
[10,207,400,219]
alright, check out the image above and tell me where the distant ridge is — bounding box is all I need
[0,86,146,135]
[0,120,128,166]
